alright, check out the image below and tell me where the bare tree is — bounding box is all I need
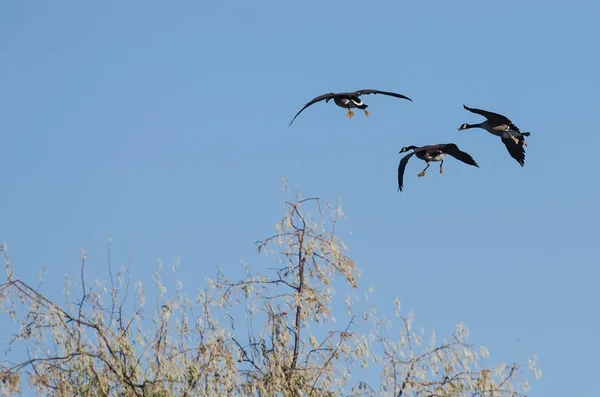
[0,192,541,397]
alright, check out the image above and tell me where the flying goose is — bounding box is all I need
[458,105,531,167]
[397,144,479,192]
[289,89,412,126]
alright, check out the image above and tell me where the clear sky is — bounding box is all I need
[1,1,598,395]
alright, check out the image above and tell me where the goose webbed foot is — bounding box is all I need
[418,163,430,178]
[511,135,519,145]
[439,165,444,174]
[363,109,370,117]
[346,109,354,119]
[523,139,529,147]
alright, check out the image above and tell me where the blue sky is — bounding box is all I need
[1,1,599,395]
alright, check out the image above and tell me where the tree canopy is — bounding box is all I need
[0,192,541,396]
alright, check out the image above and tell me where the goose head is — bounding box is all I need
[458,123,479,131]
[399,146,418,153]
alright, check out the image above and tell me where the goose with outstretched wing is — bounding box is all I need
[398,143,479,192]
[458,105,530,166]
[289,89,412,126]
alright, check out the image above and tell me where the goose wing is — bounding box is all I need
[440,143,479,167]
[289,92,337,126]
[501,137,526,166]
[462,105,520,131]
[398,152,416,192]
[354,89,413,102]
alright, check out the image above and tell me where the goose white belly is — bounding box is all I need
[481,121,511,137]
[485,126,507,137]
[335,97,363,109]
[428,153,445,162]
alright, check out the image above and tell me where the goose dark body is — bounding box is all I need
[289,89,412,126]
[397,143,479,192]
[458,105,530,166]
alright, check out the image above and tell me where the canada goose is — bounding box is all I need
[397,144,479,192]
[289,89,412,126]
[458,105,530,167]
